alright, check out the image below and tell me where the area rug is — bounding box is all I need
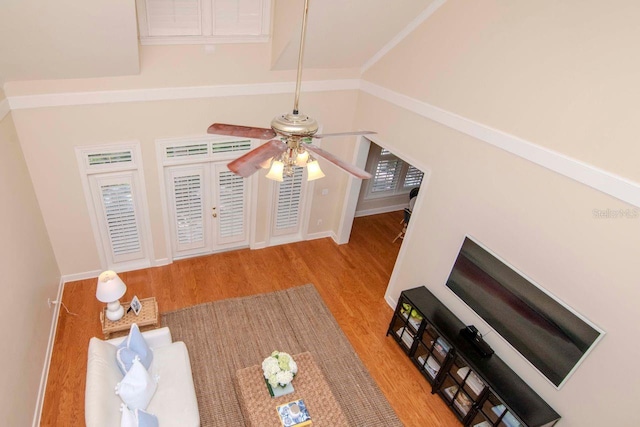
[161,284,401,426]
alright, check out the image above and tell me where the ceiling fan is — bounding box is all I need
[206,0,374,182]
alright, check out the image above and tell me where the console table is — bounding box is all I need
[387,286,560,427]
[235,352,348,426]
[100,297,159,338]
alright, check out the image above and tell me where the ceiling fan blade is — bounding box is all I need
[305,144,372,179]
[228,140,287,177]
[313,131,376,139]
[207,123,277,140]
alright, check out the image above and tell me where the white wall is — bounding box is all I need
[0,0,139,84]
[0,110,60,426]
[358,1,640,425]
[10,88,359,275]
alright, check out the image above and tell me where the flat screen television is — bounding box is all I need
[446,236,604,388]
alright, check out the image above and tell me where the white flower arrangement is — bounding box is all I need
[262,351,298,388]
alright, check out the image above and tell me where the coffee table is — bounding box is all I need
[235,352,349,426]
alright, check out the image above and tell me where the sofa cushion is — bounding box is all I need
[121,404,159,427]
[146,341,200,426]
[117,323,153,374]
[86,338,123,427]
[115,358,158,410]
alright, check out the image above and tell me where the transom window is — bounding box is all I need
[136,0,271,45]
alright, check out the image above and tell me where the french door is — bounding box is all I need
[165,162,250,258]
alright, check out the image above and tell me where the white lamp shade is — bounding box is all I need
[265,160,285,182]
[306,160,325,181]
[96,270,127,303]
[295,150,309,167]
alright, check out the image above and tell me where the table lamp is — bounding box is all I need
[96,270,127,321]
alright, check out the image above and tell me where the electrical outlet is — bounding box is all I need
[317,219,323,226]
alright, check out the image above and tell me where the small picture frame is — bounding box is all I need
[130,296,142,316]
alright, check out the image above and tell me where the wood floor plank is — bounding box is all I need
[40,212,458,426]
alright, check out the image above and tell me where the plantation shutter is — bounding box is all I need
[168,166,208,254]
[90,173,147,264]
[145,0,202,36]
[214,165,248,245]
[213,0,263,35]
[371,155,403,193]
[273,166,304,236]
[403,165,424,189]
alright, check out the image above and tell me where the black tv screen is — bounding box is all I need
[446,237,603,387]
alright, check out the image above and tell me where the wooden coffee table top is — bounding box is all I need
[235,352,349,427]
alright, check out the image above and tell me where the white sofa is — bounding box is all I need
[85,327,200,427]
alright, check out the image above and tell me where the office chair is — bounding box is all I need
[393,187,419,243]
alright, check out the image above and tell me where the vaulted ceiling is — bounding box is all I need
[0,0,437,86]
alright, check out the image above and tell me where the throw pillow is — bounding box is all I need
[115,358,158,410]
[120,404,136,427]
[120,404,159,427]
[116,347,142,376]
[116,323,153,374]
[136,408,160,427]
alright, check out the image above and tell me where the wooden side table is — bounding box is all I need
[100,297,159,339]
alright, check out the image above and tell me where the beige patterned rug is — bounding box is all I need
[161,284,401,426]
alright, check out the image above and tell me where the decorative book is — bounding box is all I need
[276,399,312,426]
[264,378,295,397]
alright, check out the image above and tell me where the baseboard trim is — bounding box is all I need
[355,204,405,218]
[61,269,102,283]
[305,231,333,241]
[32,276,65,427]
[385,293,398,311]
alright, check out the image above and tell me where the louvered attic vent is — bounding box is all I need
[211,140,251,154]
[88,151,133,166]
[165,143,209,158]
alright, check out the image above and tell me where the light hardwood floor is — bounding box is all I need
[41,212,458,426]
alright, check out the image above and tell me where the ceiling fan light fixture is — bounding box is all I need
[295,149,309,167]
[265,160,285,182]
[306,159,325,181]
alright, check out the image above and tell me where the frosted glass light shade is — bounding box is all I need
[96,270,127,321]
[265,160,285,182]
[306,160,325,181]
[295,150,309,167]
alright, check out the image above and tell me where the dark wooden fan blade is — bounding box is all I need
[227,140,287,177]
[313,130,376,139]
[207,123,277,140]
[305,144,372,179]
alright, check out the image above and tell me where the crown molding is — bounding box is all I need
[7,79,361,110]
[5,77,639,208]
[360,80,640,208]
[361,0,448,74]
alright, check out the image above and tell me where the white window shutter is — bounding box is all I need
[403,165,424,189]
[146,0,202,36]
[214,165,248,245]
[90,173,147,265]
[273,167,304,236]
[213,0,263,35]
[371,157,403,193]
[168,166,208,254]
